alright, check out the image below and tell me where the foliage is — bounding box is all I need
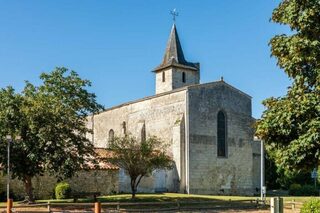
[299,185,318,196]
[267,161,315,189]
[0,67,103,202]
[55,182,72,199]
[256,0,320,173]
[289,184,318,196]
[108,134,173,199]
[289,183,302,195]
[301,198,320,213]
[265,152,281,189]
[0,190,24,202]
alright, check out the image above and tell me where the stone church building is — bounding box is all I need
[88,24,261,195]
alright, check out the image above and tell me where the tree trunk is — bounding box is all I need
[130,178,137,199]
[23,176,34,203]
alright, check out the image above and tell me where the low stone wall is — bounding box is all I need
[1,169,119,200]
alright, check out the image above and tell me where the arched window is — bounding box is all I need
[108,129,114,147]
[217,111,227,157]
[182,72,186,83]
[122,121,127,135]
[162,71,165,82]
[141,123,146,142]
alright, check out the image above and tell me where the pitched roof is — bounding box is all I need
[86,148,119,170]
[154,24,199,72]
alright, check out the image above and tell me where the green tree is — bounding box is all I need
[256,0,320,174]
[0,67,103,202]
[108,135,173,199]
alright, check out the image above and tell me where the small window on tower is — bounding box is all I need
[182,72,186,83]
[162,71,165,82]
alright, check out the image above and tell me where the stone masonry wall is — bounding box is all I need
[155,67,199,94]
[187,81,255,195]
[155,68,173,94]
[1,170,119,200]
[91,90,187,193]
[172,68,199,90]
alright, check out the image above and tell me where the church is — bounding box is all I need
[87,23,261,195]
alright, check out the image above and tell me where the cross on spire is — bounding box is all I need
[170,9,179,22]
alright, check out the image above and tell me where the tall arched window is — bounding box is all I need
[108,129,114,147]
[141,123,146,142]
[122,121,127,135]
[182,72,186,83]
[108,129,114,140]
[162,71,165,82]
[217,111,227,157]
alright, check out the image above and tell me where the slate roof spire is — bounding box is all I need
[162,23,186,65]
[154,23,199,72]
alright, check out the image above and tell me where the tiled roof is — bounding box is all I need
[90,148,118,170]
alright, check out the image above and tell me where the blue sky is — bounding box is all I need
[0,0,291,118]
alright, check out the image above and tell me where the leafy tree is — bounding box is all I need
[108,134,173,199]
[256,0,320,173]
[0,67,103,202]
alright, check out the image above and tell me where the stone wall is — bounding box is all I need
[91,89,187,193]
[187,81,256,195]
[1,169,119,199]
[155,67,199,94]
[172,68,199,90]
[155,68,173,94]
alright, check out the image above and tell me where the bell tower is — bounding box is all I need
[153,24,200,94]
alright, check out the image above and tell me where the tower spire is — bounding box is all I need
[162,23,186,65]
[153,18,200,95]
[153,23,199,72]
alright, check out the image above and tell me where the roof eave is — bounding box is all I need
[152,63,199,72]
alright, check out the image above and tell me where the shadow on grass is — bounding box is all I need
[96,193,257,203]
[36,193,259,204]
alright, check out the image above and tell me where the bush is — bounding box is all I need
[289,183,301,195]
[301,199,320,213]
[55,182,71,199]
[300,185,318,196]
[0,191,24,201]
[289,184,318,196]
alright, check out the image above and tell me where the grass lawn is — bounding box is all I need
[0,193,316,204]
[0,193,265,211]
[0,193,317,212]
[35,193,319,203]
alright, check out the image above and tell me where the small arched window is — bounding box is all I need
[182,72,186,83]
[108,129,114,146]
[162,71,165,82]
[217,111,227,157]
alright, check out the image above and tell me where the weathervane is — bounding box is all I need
[170,8,179,22]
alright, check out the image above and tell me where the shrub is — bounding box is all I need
[55,182,71,199]
[299,185,318,196]
[0,191,24,201]
[289,183,301,195]
[301,199,320,213]
[289,184,318,196]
